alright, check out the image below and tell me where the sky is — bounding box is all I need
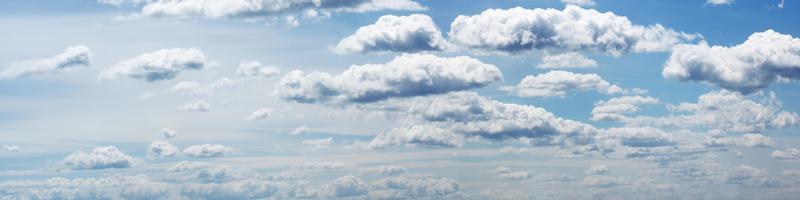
[0,0,799,199]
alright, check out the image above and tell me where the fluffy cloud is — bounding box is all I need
[62,146,136,170]
[561,0,596,7]
[495,166,532,180]
[537,52,598,69]
[147,141,180,158]
[0,175,170,199]
[501,70,644,98]
[132,0,425,21]
[246,107,273,121]
[360,165,407,176]
[772,148,800,160]
[182,144,233,157]
[160,128,177,138]
[591,96,659,121]
[236,60,280,78]
[2,145,19,152]
[0,45,91,79]
[703,133,774,148]
[448,6,697,56]
[275,54,502,103]
[368,176,460,198]
[597,127,676,147]
[622,90,800,133]
[177,100,210,112]
[289,126,310,135]
[366,92,599,147]
[663,30,800,94]
[366,125,464,149]
[333,14,452,54]
[98,48,206,82]
[167,78,236,95]
[707,0,734,5]
[318,176,369,198]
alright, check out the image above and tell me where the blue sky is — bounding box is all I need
[1,0,800,199]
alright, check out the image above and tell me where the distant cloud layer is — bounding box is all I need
[0,45,91,79]
[98,48,206,82]
[62,146,136,170]
[182,144,233,157]
[663,30,800,94]
[448,5,698,56]
[275,54,502,103]
[333,14,452,54]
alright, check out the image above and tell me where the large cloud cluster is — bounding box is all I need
[62,146,137,170]
[98,48,206,82]
[333,14,451,54]
[0,45,92,79]
[502,70,643,98]
[275,54,502,103]
[663,30,800,94]
[448,5,697,55]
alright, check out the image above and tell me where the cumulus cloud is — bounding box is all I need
[501,70,644,98]
[274,54,502,103]
[333,14,452,54]
[289,126,310,135]
[236,60,280,78]
[0,45,91,79]
[182,144,233,157]
[365,92,599,147]
[703,133,775,148]
[62,146,136,170]
[596,127,676,148]
[98,48,206,82]
[537,52,598,69]
[246,107,273,121]
[448,5,698,56]
[772,148,800,160]
[707,0,734,5]
[147,141,180,158]
[360,165,407,176]
[2,145,20,152]
[127,0,425,24]
[663,30,800,94]
[167,78,236,95]
[318,176,368,198]
[368,176,460,199]
[495,166,532,180]
[622,90,800,133]
[0,175,170,199]
[177,100,211,112]
[591,96,659,121]
[366,125,464,149]
[161,128,177,138]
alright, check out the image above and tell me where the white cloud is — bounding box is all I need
[707,0,734,5]
[62,146,136,170]
[360,165,407,176]
[318,175,368,198]
[663,30,800,94]
[0,45,91,79]
[289,126,310,135]
[501,70,644,98]
[366,125,464,149]
[703,133,775,148]
[333,14,452,54]
[301,137,333,149]
[98,48,206,82]
[294,161,344,170]
[182,144,233,158]
[368,176,460,198]
[161,128,177,138]
[133,0,425,21]
[236,60,280,78]
[167,78,236,95]
[275,54,502,103]
[622,90,800,133]
[722,165,783,188]
[591,96,659,121]
[597,127,676,147]
[537,52,598,69]
[177,100,210,112]
[561,0,595,7]
[2,145,20,152]
[0,175,170,199]
[585,164,609,175]
[448,6,698,56]
[246,107,273,121]
[147,141,180,158]
[495,166,532,180]
[772,148,800,160]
